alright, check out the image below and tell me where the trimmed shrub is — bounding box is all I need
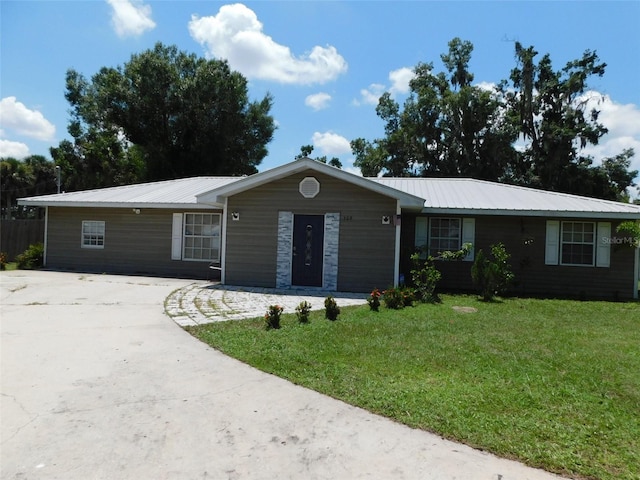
[295,301,312,324]
[264,304,283,330]
[324,296,340,321]
[382,287,405,310]
[401,286,415,307]
[367,288,382,311]
[410,253,442,303]
[16,243,44,270]
[471,243,514,301]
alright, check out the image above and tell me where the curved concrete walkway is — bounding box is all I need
[1,271,566,480]
[165,283,367,326]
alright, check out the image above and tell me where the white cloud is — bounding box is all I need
[0,139,30,159]
[106,0,155,38]
[188,4,347,85]
[355,67,414,107]
[0,97,55,141]
[389,67,414,95]
[475,81,499,93]
[305,92,331,111]
[356,83,386,106]
[581,91,640,139]
[312,131,351,156]
[579,92,640,175]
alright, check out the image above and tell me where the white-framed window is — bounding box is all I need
[81,221,105,249]
[429,218,461,256]
[182,213,221,261]
[545,220,610,268]
[415,217,475,261]
[560,221,595,266]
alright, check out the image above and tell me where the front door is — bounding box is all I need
[292,215,324,287]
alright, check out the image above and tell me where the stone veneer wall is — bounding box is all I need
[276,211,293,288]
[322,213,340,290]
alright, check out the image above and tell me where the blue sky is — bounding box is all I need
[1,1,639,180]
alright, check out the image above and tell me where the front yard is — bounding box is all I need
[186,295,639,480]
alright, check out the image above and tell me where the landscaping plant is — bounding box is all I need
[295,300,312,324]
[264,304,283,330]
[16,243,44,270]
[382,286,405,309]
[471,242,514,301]
[324,296,340,320]
[410,253,442,303]
[615,220,640,248]
[367,288,382,311]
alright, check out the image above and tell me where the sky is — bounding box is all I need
[1,1,639,182]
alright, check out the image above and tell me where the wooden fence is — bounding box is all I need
[1,219,45,261]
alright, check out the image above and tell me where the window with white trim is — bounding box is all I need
[561,221,595,266]
[81,221,105,249]
[182,213,221,261]
[415,217,475,261]
[429,218,461,256]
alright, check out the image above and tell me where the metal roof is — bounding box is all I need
[18,162,640,219]
[373,178,640,218]
[19,177,241,209]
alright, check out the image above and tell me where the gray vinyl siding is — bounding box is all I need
[225,170,397,292]
[402,215,637,300]
[45,207,221,279]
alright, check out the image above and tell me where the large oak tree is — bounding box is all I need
[51,42,276,188]
[0,155,57,218]
[351,38,636,200]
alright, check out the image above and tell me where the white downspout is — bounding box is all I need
[220,197,228,284]
[43,206,49,267]
[394,201,401,286]
[634,242,639,300]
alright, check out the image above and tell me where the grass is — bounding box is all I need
[186,295,640,480]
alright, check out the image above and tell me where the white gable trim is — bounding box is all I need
[196,158,425,209]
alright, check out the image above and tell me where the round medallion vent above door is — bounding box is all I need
[299,177,320,198]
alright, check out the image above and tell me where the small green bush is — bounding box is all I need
[16,243,44,270]
[410,254,442,303]
[382,287,405,310]
[471,243,514,301]
[367,288,382,311]
[401,286,415,307]
[264,304,283,330]
[616,221,640,248]
[324,296,340,321]
[295,301,312,324]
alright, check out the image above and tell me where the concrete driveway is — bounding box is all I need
[1,270,565,480]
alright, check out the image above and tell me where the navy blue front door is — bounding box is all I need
[292,215,324,287]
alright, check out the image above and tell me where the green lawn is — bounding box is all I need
[186,295,640,480]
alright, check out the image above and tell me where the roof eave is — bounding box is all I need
[18,200,224,210]
[419,207,640,219]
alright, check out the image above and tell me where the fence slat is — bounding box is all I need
[0,220,45,261]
